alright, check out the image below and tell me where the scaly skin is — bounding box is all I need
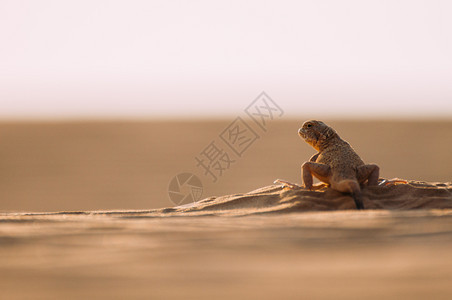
[298,120,380,210]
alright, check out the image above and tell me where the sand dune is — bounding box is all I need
[6,179,450,218]
[151,179,452,217]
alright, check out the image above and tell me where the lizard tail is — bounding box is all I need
[335,179,364,210]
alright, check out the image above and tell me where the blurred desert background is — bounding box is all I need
[0,119,451,212]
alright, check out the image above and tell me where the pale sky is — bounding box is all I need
[1,0,451,119]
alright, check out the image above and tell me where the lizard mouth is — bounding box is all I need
[298,128,306,138]
[299,129,318,146]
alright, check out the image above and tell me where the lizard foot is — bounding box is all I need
[309,183,329,190]
[273,179,302,190]
[378,178,408,186]
[274,179,328,191]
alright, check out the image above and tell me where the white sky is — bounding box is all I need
[1,0,451,119]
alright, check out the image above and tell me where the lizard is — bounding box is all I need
[277,120,380,210]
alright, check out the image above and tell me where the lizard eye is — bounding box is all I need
[306,124,312,128]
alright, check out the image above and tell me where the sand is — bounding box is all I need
[162,180,452,216]
[1,180,452,299]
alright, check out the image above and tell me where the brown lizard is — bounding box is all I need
[278,120,380,209]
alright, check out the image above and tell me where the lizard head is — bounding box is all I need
[298,120,337,151]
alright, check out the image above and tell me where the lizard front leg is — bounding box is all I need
[302,162,331,190]
[274,153,321,190]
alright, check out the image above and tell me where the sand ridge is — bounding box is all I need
[2,179,450,219]
[142,179,452,217]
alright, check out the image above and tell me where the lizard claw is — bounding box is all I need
[273,179,302,190]
[378,178,408,186]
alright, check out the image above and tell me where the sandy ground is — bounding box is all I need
[1,180,452,299]
[1,208,452,300]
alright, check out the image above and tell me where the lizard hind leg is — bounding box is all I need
[379,178,408,186]
[357,164,380,186]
